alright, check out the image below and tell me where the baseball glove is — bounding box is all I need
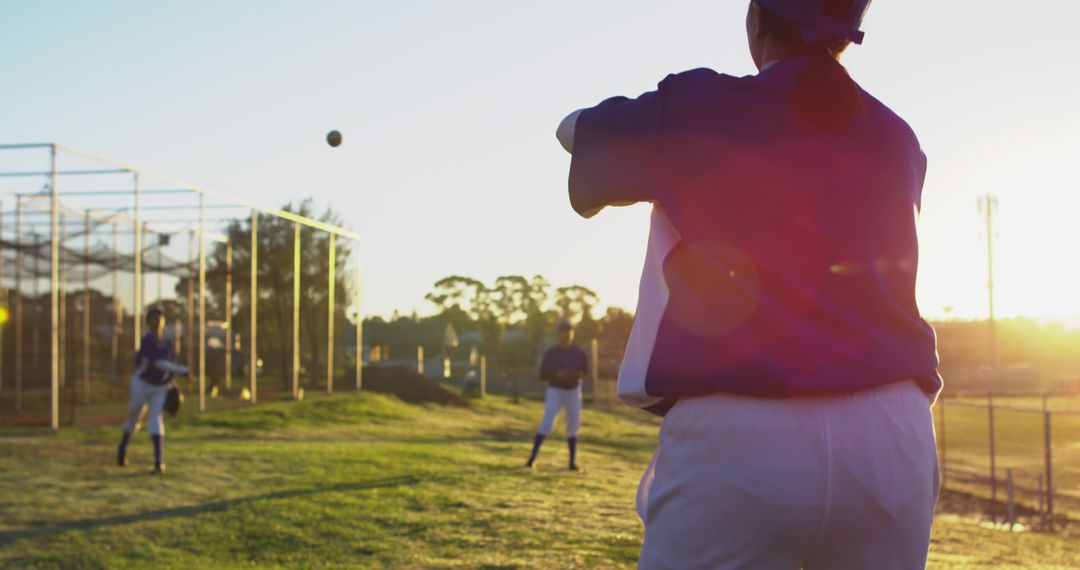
[164,386,183,417]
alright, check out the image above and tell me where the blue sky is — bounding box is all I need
[2,1,1078,321]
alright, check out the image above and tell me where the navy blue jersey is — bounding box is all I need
[540,345,589,389]
[569,57,940,415]
[136,333,176,386]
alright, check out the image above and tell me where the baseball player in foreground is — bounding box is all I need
[117,306,189,473]
[525,319,588,470]
[557,0,941,567]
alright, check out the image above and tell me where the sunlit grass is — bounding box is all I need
[1,392,1077,568]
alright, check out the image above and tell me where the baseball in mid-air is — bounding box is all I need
[326,130,343,148]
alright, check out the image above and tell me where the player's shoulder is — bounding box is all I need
[858,87,925,157]
[658,67,741,93]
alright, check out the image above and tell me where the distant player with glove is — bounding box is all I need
[525,319,588,470]
[117,306,190,473]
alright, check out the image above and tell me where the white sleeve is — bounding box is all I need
[154,360,190,375]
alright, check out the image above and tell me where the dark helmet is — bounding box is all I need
[145,305,165,325]
[754,0,872,44]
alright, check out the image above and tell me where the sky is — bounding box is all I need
[1,1,1078,323]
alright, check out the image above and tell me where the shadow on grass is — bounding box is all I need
[0,474,421,546]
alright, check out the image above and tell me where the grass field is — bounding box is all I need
[2,391,1079,569]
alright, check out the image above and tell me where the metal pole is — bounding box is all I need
[1044,410,1054,530]
[292,223,300,400]
[133,173,142,347]
[111,223,120,381]
[988,392,997,522]
[33,235,40,376]
[14,198,22,412]
[198,194,206,412]
[186,231,194,376]
[83,212,90,404]
[591,336,600,380]
[250,211,257,404]
[225,241,233,391]
[59,214,66,389]
[326,233,335,395]
[49,144,60,431]
[355,262,361,391]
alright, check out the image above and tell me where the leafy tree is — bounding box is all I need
[176,198,355,390]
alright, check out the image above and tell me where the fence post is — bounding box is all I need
[480,355,487,399]
[1005,468,1015,531]
[1044,410,1053,531]
[417,345,424,376]
[249,210,258,405]
[988,392,997,522]
[590,338,599,402]
[291,223,300,401]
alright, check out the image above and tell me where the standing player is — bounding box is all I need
[558,0,941,567]
[525,319,588,470]
[117,306,189,473]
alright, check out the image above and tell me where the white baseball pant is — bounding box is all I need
[122,376,172,436]
[537,385,582,438]
[637,380,939,570]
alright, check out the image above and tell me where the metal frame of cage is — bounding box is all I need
[0,142,363,431]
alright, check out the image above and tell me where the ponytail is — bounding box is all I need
[795,48,864,128]
[759,0,865,129]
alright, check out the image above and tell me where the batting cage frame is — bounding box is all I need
[0,142,363,431]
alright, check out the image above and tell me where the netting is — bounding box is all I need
[0,143,362,430]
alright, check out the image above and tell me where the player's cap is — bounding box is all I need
[145,305,164,321]
[556,319,574,331]
[755,0,872,45]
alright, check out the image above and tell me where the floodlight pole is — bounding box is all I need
[13,198,22,412]
[250,210,257,404]
[49,144,59,431]
[326,233,335,395]
[225,240,233,391]
[83,212,91,404]
[133,172,142,347]
[292,223,300,400]
[198,194,206,412]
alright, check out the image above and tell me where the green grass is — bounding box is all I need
[1,392,1078,569]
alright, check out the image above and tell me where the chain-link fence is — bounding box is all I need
[937,392,1080,531]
